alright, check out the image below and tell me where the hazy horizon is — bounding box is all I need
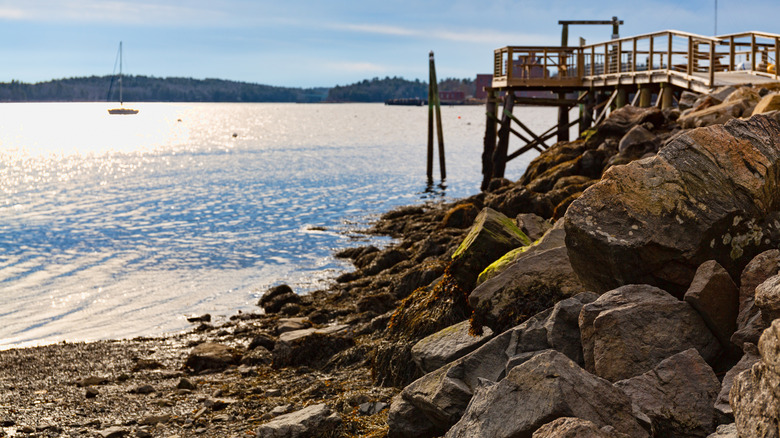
[1,0,778,88]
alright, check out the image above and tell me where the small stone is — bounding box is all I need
[129,384,155,395]
[266,388,282,397]
[85,387,99,398]
[192,407,208,421]
[136,430,153,438]
[177,378,197,391]
[132,359,164,372]
[139,415,171,426]
[1,419,15,427]
[99,426,130,438]
[77,376,109,387]
[187,313,211,323]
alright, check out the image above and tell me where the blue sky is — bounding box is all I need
[0,0,777,87]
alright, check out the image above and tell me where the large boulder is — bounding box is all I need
[272,325,354,369]
[449,207,531,291]
[730,320,780,437]
[184,342,242,373]
[532,417,631,438]
[596,105,665,137]
[732,249,780,347]
[615,348,721,437]
[259,284,300,314]
[755,273,780,323]
[444,350,648,438]
[411,320,494,374]
[684,260,739,349]
[255,404,341,438]
[715,343,760,417]
[679,99,753,128]
[751,93,780,116]
[579,284,721,381]
[389,294,597,436]
[565,115,780,298]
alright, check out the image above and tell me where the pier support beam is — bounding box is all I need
[481,90,498,191]
[615,87,627,108]
[579,90,594,136]
[661,83,675,109]
[493,92,515,180]
[638,86,652,108]
[557,92,570,142]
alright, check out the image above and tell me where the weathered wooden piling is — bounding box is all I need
[427,51,446,182]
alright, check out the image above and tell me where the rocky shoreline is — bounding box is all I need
[4,84,780,437]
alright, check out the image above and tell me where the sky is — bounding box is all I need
[0,0,778,88]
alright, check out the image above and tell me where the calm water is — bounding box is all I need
[0,102,558,348]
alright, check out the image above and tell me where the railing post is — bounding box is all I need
[543,48,548,78]
[591,46,595,76]
[667,32,673,70]
[776,37,779,79]
[687,36,693,75]
[577,48,584,78]
[729,36,735,70]
[649,36,654,70]
[751,34,756,71]
[632,38,637,72]
[507,48,514,83]
[617,40,622,74]
[709,41,715,87]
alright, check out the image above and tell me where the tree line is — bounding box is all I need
[0,76,476,103]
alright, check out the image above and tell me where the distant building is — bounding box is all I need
[439,90,465,103]
[475,74,492,99]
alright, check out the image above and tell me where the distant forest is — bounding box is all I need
[0,76,476,103]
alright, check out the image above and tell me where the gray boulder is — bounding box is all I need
[715,343,759,417]
[617,125,657,159]
[256,404,340,438]
[755,274,780,323]
[615,348,720,437]
[411,320,494,374]
[517,213,553,241]
[707,423,737,438]
[565,115,780,298]
[387,394,440,438]
[532,417,631,438]
[684,260,739,349]
[389,293,597,436]
[272,324,353,369]
[445,350,648,438]
[732,249,780,347]
[730,320,780,438]
[259,284,300,314]
[579,284,721,381]
[184,342,241,373]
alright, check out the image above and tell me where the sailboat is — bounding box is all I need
[108,42,139,115]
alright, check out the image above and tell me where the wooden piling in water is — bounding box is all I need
[493,92,515,179]
[481,89,498,191]
[427,51,446,182]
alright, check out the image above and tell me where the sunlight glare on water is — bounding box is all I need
[0,102,559,348]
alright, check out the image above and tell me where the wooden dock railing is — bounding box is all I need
[493,30,780,93]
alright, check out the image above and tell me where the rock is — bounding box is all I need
[76,376,109,387]
[751,93,780,115]
[732,250,780,347]
[516,213,553,241]
[679,91,700,111]
[387,394,441,438]
[272,325,354,369]
[617,125,657,159]
[755,274,780,323]
[99,427,130,438]
[679,99,752,128]
[532,417,630,438]
[730,320,780,437]
[723,86,761,105]
[445,350,648,438]
[449,207,531,291]
[205,397,236,411]
[715,343,759,417]
[248,332,277,351]
[255,404,341,438]
[391,294,597,434]
[566,115,780,297]
[441,203,480,229]
[85,387,99,398]
[129,384,155,394]
[177,378,197,391]
[274,317,312,335]
[184,342,241,373]
[139,415,171,425]
[358,401,388,416]
[597,105,665,137]
[579,284,721,381]
[186,313,211,323]
[615,348,720,437]
[131,358,164,372]
[684,260,739,349]
[363,248,408,275]
[707,423,737,438]
[356,292,396,314]
[469,244,585,333]
[411,320,494,374]
[259,284,301,314]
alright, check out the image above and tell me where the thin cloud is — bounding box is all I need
[324,61,387,73]
[328,21,550,45]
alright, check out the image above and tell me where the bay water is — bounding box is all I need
[0,102,560,348]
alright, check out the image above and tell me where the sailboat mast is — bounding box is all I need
[119,41,123,105]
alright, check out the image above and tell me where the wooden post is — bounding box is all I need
[481,89,498,191]
[775,37,779,79]
[751,34,757,71]
[661,83,674,109]
[558,91,570,142]
[639,85,652,107]
[687,36,693,75]
[709,41,716,87]
[493,92,515,179]
[615,87,627,108]
[427,51,446,181]
[580,89,594,135]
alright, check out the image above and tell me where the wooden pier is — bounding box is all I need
[483,30,780,189]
